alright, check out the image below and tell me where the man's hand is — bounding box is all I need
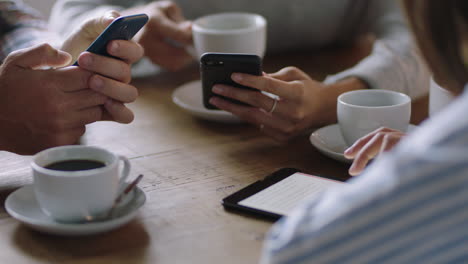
[61,11,120,63]
[0,44,107,154]
[62,11,144,123]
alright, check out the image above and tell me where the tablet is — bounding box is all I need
[222,168,345,220]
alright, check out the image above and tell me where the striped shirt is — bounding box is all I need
[0,0,58,62]
[261,85,468,264]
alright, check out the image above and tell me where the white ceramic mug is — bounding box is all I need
[337,90,411,146]
[32,146,131,223]
[192,12,267,58]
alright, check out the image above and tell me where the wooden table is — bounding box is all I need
[0,38,428,264]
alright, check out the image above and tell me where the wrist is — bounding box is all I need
[317,77,369,125]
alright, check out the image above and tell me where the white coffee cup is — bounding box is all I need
[337,90,411,146]
[32,146,130,223]
[192,12,267,58]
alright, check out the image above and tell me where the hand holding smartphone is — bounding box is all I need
[73,14,149,66]
[200,53,262,110]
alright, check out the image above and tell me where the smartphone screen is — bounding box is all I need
[200,53,262,110]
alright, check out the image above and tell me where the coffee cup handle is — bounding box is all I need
[117,155,131,193]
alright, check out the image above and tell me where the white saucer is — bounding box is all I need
[310,124,417,164]
[5,185,146,236]
[172,80,242,123]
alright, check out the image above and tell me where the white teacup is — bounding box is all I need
[32,146,130,223]
[337,90,411,146]
[192,12,267,58]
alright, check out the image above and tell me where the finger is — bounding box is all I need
[212,84,291,119]
[231,73,301,100]
[9,43,72,69]
[89,75,138,103]
[104,99,134,123]
[212,84,274,112]
[380,132,405,153]
[344,127,398,159]
[107,40,144,64]
[49,67,93,92]
[348,133,386,176]
[62,106,103,129]
[66,89,108,110]
[77,52,131,83]
[81,10,120,38]
[209,96,297,137]
[49,127,87,147]
[269,66,310,82]
[144,38,193,71]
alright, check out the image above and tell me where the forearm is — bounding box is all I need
[324,0,430,100]
[0,1,57,61]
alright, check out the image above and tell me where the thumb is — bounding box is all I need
[269,67,310,82]
[83,10,121,38]
[9,43,72,69]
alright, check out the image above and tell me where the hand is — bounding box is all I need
[209,67,364,141]
[61,11,121,63]
[0,44,109,154]
[62,11,144,123]
[344,127,406,176]
[121,1,193,71]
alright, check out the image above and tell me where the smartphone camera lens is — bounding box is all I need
[204,61,224,66]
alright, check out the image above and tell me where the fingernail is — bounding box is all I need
[80,53,93,67]
[91,76,104,90]
[231,73,242,82]
[110,41,119,54]
[212,85,224,94]
[343,148,352,157]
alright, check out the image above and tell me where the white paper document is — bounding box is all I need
[238,173,342,216]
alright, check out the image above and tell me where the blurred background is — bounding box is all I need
[24,0,55,18]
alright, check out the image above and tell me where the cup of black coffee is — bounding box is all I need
[32,146,131,223]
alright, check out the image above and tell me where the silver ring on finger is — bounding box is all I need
[268,97,278,114]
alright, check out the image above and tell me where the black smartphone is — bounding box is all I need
[73,14,149,66]
[200,53,262,110]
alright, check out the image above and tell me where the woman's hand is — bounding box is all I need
[209,66,364,141]
[121,1,193,71]
[344,127,406,176]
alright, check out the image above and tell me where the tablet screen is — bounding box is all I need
[238,172,342,216]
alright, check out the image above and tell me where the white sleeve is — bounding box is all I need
[324,0,430,99]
